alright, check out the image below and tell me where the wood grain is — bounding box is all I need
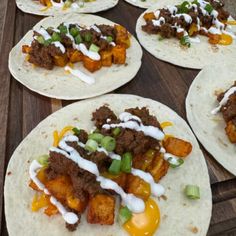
[0,0,236,235]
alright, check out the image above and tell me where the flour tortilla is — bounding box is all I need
[9,13,142,100]
[186,64,236,175]
[16,0,118,16]
[5,94,212,236]
[124,0,158,9]
[136,0,236,69]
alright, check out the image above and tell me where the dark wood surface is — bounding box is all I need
[1,0,236,235]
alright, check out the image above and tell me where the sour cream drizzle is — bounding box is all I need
[51,41,66,53]
[103,112,165,140]
[29,160,79,224]
[211,87,236,115]
[35,27,51,40]
[64,66,95,84]
[51,135,146,213]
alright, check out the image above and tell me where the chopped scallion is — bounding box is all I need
[112,127,121,137]
[51,32,61,42]
[58,24,68,34]
[118,206,132,225]
[70,27,79,37]
[106,36,113,43]
[72,127,80,136]
[75,34,82,44]
[36,36,45,45]
[37,154,49,167]
[109,159,121,175]
[85,139,98,152]
[84,32,92,42]
[121,152,132,173]
[205,4,213,14]
[167,157,184,168]
[101,136,116,152]
[88,133,104,143]
[185,185,200,199]
[180,35,191,47]
[89,43,100,53]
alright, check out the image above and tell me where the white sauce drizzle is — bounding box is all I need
[29,160,79,224]
[51,41,66,53]
[78,43,101,61]
[211,87,236,114]
[35,28,51,40]
[152,17,165,27]
[175,13,192,24]
[90,25,101,33]
[64,66,95,84]
[103,112,165,140]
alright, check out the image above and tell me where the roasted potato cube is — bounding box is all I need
[100,50,113,67]
[102,172,127,189]
[112,45,126,64]
[45,175,73,203]
[125,174,151,200]
[147,153,169,182]
[143,12,156,21]
[114,24,130,48]
[225,121,236,143]
[163,137,192,157]
[66,194,88,213]
[44,203,59,216]
[83,56,102,72]
[208,33,220,45]
[67,49,83,63]
[22,45,31,54]
[40,0,52,7]
[53,54,68,67]
[87,194,115,225]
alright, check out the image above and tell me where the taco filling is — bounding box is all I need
[211,82,236,143]
[37,0,96,10]
[29,106,194,234]
[22,23,130,83]
[141,0,235,47]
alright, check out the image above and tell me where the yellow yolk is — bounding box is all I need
[123,198,160,236]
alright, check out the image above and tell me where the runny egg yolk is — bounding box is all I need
[123,198,160,236]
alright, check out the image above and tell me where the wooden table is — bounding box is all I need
[1,0,236,235]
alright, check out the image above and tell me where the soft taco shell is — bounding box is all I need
[124,0,159,9]
[16,0,118,16]
[186,64,236,175]
[9,13,142,100]
[136,0,236,69]
[5,94,212,236]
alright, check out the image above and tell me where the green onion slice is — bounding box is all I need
[70,27,79,37]
[121,152,132,173]
[180,35,191,47]
[89,43,100,53]
[75,34,82,44]
[109,159,121,175]
[101,136,116,152]
[185,185,200,199]
[118,206,132,225]
[37,154,49,167]
[72,127,80,136]
[58,24,68,34]
[106,36,113,43]
[177,1,190,13]
[84,32,92,42]
[88,133,104,143]
[85,139,98,152]
[36,36,45,45]
[205,4,213,14]
[51,32,61,42]
[112,127,121,137]
[167,157,184,168]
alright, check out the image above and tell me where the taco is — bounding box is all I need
[124,0,158,9]
[136,0,236,69]
[5,94,212,236]
[16,0,119,16]
[9,13,142,100]
[186,64,236,175]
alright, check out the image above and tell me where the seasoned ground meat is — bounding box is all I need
[142,21,160,34]
[76,129,88,143]
[125,107,162,130]
[92,106,117,128]
[66,216,80,232]
[115,129,160,155]
[97,24,116,38]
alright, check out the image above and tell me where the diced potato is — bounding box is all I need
[188,23,198,37]
[225,121,236,143]
[31,193,50,212]
[112,45,126,64]
[102,172,127,189]
[163,137,192,158]
[53,54,68,67]
[147,153,169,182]
[208,33,221,45]
[67,49,83,63]
[83,56,102,72]
[44,203,59,216]
[132,149,156,171]
[143,12,156,22]
[125,174,151,201]
[114,24,130,48]
[66,194,87,213]
[87,194,115,225]
[100,50,113,67]
[45,175,73,203]
[40,0,52,7]
[22,45,31,54]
